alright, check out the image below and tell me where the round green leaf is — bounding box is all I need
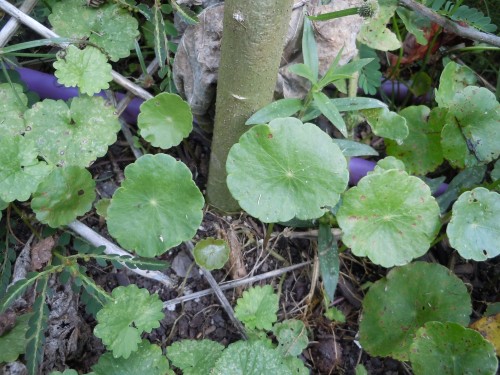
[435,61,477,108]
[447,187,500,260]
[211,341,290,375]
[441,86,500,168]
[337,169,440,267]
[138,93,193,149]
[93,340,172,375]
[49,0,139,61]
[107,154,204,257]
[359,262,472,361]
[94,285,164,359]
[370,156,406,174]
[362,107,408,143]
[0,83,28,136]
[410,322,498,375]
[24,97,120,167]
[54,45,112,96]
[0,135,52,202]
[227,118,348,222]
[193,238,229,270]
[31,166,96,228]
[386,106,444,175]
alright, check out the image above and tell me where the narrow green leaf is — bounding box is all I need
[307,8,359,21]
[318,58,373,89]
[302,97,387,122]
[25,276,50,375]
[245,98,303,125]
[287,63,317,83]
[312,92,347,136]
[318,222,339,301]
[302,16,318,81]
[332,139,378,157]
[170,0,198,25]
[152,0,169,69]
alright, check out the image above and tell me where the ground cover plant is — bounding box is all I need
[0,0,499,373]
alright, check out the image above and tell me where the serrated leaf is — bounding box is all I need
[137,93,193,149]
[435,61,477,108]
[234,285,278,331]
[441,86,500,168]
[273,319,309,357]
[94,285,164,358]
[227,118,349,223]
[302,16,318,81]
[0,83,28,136]
[386,106,444,175]
[246,98,303,125]
[312,91,347,136]
[193,238,229,271]
[370,156,406,174]
[332,139,378,157]
[324,306,345,323]
[337,169,440,267]
[318,222,339,301]
[357,0,400,51]
[93,340,172,375]
[0,135,52,202]
[447,187,500,261]
[54,45,112,95]
[0,313,31,362]
[24,96,120,167]
[362,107,408,143]
[49,0,139,61]
[282,356,309,375]
[31,166,96,228]
[358,44,382,95]
[167,339,224,375]
[107,154,204,257]
[25,276,49,375]
[211,341,290,375]
[410,322,498,375]
[359,262,472,361]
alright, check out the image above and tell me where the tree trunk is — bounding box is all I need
[206,0,294,212]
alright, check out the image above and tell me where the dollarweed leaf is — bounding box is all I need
[193,238,230,270]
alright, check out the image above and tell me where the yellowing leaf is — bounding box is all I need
[470,313,500,356]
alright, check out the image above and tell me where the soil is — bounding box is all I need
[1,128,498,375]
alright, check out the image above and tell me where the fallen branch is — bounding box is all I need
[163,261,312,309]
[399,0,500,48]
[67,220,174,288]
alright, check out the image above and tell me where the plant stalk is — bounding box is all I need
[206,0,294,212]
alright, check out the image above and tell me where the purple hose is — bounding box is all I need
[16,67,143,125]
[15,66,447,195]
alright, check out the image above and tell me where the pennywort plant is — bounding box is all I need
[0,0,499,373]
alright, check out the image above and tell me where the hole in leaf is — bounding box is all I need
[78,189,84,196]
[482,249,488,256]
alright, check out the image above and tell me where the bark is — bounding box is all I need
[206,0,294,212]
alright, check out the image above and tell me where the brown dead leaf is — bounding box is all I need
[31,236,56,270]
[0,310,16,336]
[470,313,500,356]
